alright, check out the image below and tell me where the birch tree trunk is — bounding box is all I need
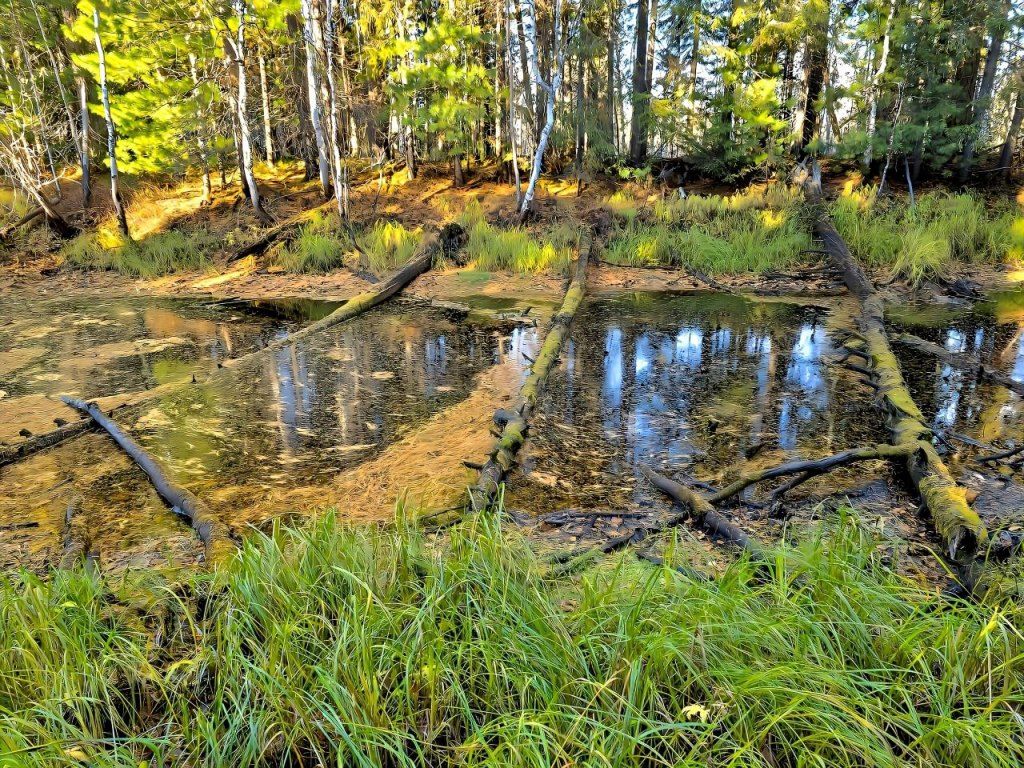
[862,0,895,169]
[77,76,91,205]
[231,0,271,223]
[324,0,350,223]
[301,0,332,198]
[506,0,522,201]
[517,0,566,221]
[92,6,129,238]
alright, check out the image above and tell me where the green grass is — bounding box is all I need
[831,187,1024,284]
[2,510,1024,767]
[604,185,812,275]
[278,212,422,274]
[60,227,215,277]
[462,219,579,274]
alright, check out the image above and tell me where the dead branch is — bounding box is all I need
[893,332,1024,397]
[61,397,234,563]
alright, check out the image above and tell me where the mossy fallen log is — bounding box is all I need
[468,229,593,510]
[220,226,454,372]
[803,164,987,563]
[893,331,1024,397]
[2,226,456,473]
[61,396,234,564]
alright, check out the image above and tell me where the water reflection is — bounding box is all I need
[511,292,877,514]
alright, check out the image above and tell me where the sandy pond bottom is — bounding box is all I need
[3,289,1024,578]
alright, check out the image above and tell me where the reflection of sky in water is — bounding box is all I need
[520,295,858,514]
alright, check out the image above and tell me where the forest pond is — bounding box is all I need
[3,289,1024,575]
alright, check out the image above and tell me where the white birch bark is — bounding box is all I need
[92,6,129,237]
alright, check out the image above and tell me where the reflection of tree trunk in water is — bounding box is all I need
[267,354,294,461]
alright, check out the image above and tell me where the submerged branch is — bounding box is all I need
[61,396,234,563]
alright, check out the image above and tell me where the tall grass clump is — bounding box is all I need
[831,186,1024,284]
[278,212,422,274]
[3,511,1024,766]
[606,189,811,275]
[59,227,214,277]
[463,220,578,273]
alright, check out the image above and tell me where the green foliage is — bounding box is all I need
[3,511,1024,766]
[831,187,1024,283]
[387,15,492,164]
[60,227,214,276]
[462,220,578,274]
[604,186,812,274]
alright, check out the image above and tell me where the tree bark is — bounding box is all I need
[960,0,1011,181]
[188,52,213,205]
[628,0,651,164]
[92,6,129,238]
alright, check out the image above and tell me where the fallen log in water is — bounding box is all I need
[220,225,456,372]
[803,163,987,563]
[893,332,1024,397]
[2,227,458,471]
[0,418,97,469]
[468,229,593,511]
[61,396,234,563]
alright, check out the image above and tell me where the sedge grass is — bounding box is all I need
[831,186,1024,284]
[604,184,811,275]
[277,212,423,274]
[59,227,215,277]
[2,510,1024,767]
[462,219,578,274]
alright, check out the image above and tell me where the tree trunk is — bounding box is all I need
[628,0,650,164]
[453,154,465,186]
[77,75,91,205]
[258,53,275,165]
[862,0,895,170]
[301,0,332,198]
[231,0,271,222]
[92,7,129,238]
[960,0,1010,182]
[797,2,829,152]
[517,0,565,221]
[999,82,1024,179]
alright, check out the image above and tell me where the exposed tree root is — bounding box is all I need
[893,332,1024,397]
[61,397,234,564]
[803,164,987,563]
[468,230,593,511]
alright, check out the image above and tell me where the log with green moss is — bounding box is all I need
[803,165,987,563]
[468,229,593,510]
[61,396,234,564]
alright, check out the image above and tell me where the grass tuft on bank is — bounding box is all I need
[276,211,422,274]
[60,227,216,277]
[2,510,1024,767]
[831,185,1024,284]
[604,185,812,274]
[454,199,580,274]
